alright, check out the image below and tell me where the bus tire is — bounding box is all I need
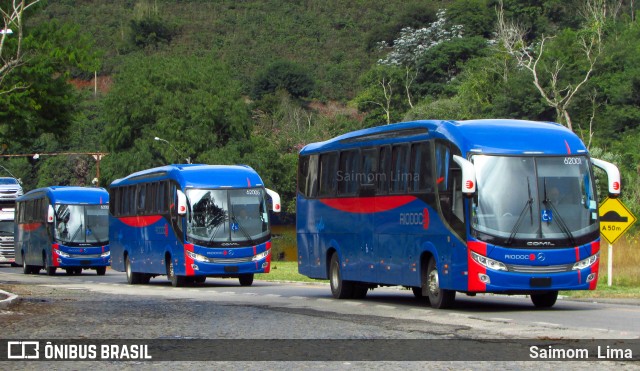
[44,255,56,276]
[167,259,186,287]
[73,268,82,275]
[22,254,34,275]
[530,291,558,308]
[329,253,353,299]
[352,284,368,299]
[194,276,206,284]
[426,257,455,309]
[125,255,142,284]
[96,267,106,276]
[239,274,254,286]
[140,274,151,284]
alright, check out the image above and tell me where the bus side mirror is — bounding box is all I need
[265,188,281,213]
[591,158,621,197]
[176,190,187,215]
[453,155,476,195]
[47,205,54,223]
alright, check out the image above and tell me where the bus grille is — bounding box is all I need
[68,253,103,259]
[506,263,573,273]
[206,256,254,264]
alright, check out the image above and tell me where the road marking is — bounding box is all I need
[533,321,562,327]
[488,317,513,322]
[220,291,236,295]
[343,301,363,306]
[409,308,432,314]
[375,305,395,310]
[289,296,306,300]
[264,294,281,297]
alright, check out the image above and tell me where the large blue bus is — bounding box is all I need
[14,186,110,276]
[297,119,621,308]
[108,164,281,287]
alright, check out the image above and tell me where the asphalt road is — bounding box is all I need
[0,266,638,368]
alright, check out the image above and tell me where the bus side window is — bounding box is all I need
[338,150,359,196]
[360,148,378,196]
[377,146,391,195]
[319,152,338,197]
[390,145,409,194]
[410,142,432,193]
[299,155,318,198]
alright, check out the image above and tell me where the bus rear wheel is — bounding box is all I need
[530,291,558,308]
[239,274,254,286]
[329,253,354,299]
[167,259,186,287]
[125,255,142,284]
[426,257,455,309]
[22,255,35,275]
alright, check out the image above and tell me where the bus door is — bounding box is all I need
[374,144,410,285]
[356,148,377,282]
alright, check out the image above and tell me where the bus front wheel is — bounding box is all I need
[167,259,186,287]
[96,267,106,276]
[530,291,558,308]
[43,254,56,276]
[426,257,455,309]
[329,253,354,299]
[239,274,253,286]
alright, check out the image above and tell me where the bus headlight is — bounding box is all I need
[252,249,271,262]
[54,249,70,258]
[186,250,209,262]
[101,251,110,258]
[572,253,599,270]
[470,251,508,271]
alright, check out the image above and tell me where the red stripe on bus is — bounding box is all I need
[118,215,163,227]
[319,195,416,214]
[21,223,42,232]
[467,241,487,292]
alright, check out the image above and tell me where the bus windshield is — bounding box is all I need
[186,188,270,246]
[471,155,598,244]
[55,204,109,244]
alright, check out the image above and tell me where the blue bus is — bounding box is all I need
[297,119,621,308]
[14,186,110,276]
[108,164,281,287]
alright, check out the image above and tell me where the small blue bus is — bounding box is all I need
[108,164,281,287]
[14,186,110,275]
[297,119,621,308]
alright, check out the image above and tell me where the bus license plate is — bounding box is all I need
[530,277,551,287]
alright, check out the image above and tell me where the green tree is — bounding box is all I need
[0,19,100,148]
[252,60,315,100]
[101,53,251,180]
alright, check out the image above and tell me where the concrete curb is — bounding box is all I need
[0,289,18,309]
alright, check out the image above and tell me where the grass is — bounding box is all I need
[256,261,323,283]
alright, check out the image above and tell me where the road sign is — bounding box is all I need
[598,197,637,244]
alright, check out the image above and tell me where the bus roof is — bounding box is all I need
[109,164,265,189]
[17,186,109,205]
[300,119,588,156]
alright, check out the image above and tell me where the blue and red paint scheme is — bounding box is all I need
[14,186,110,273]
[109,164,278,284]
[298,119,619,306]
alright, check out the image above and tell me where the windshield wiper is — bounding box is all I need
[70,223,83,242]
[506,177,534,245]
[231,215,255,246]
[543,178,576,246]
